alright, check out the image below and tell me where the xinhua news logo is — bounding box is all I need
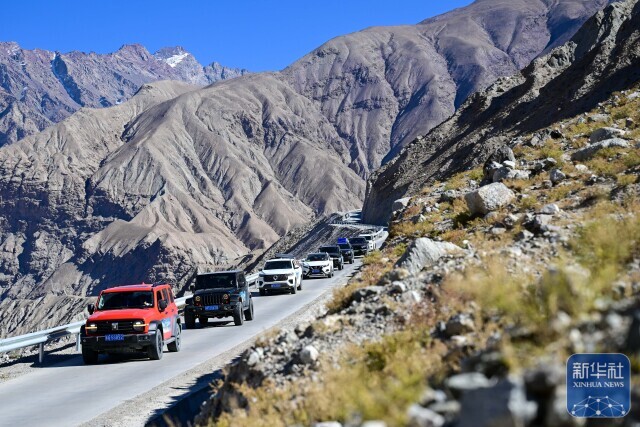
[567,353,630,418]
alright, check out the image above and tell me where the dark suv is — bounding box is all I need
[184,270,254,328]
[318,245,344,270]
[348,237,369,256]
[337,239,355,264]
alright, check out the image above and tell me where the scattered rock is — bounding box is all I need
[456,378,537,427]
[574,164,589,173]
[392,197,412,212]
[502,160,516,169]
[484,146,516,180]
[516,230,534,241]
[571,138,629,161]
[540,203,561,215]
[493,167,530,183]
[440,190,458,203]
[445,372,492,398]
[389,281,407,294]
[419,388,448,407]
[246,350,262,367]
[587,113,609,123]
[549,168,566,184]
[299,345,319,365]
[503,214,520,229]
[427,400,461,420]
[589,127,626,143]
[465,183,515,215]
[395,238,463,275]
[626,117,635,129]
[352,286,384,303]
[444,313,475,337]
[407,404,445,427]
[361,421,387,427]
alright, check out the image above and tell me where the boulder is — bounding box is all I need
[589,127,626,143]
[571,138,629,161]
[392,197,411,212]
[540,203,561,215]
[493,167,530,183]
[395,238,463,275]
[484,146,515,180]
[407,404,445,427]
[465,183,515,215]
[457,378,537,427]
[299,345,319,364]
[444,313,475,337]
[549,168,566,184]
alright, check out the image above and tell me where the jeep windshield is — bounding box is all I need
[196,273,237,290]
[264,260,293,270]
[319,246,340,256]
[306,253,329,261]
[349,237,367,245]
[97,291,154,310]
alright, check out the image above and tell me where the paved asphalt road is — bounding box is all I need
[0,260,363,427]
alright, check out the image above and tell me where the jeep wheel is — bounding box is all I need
[81,346,99,365]
[168,324,181,352]
[148,330,164,360]
[244,299,254,321]
[185,311,196,329]
[233,304,244,326]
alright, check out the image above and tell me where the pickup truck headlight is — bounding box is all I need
[133,320,146,332]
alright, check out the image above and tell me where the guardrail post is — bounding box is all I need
[38,343,44,364]
[75,333,81,352]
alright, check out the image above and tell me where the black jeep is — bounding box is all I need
[184,270,254,328]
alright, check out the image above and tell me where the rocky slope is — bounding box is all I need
[0,43,247,145]
[190,19,640,427]
[0,0,614,336]
[363,0,638,224]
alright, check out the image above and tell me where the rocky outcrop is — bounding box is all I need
[0,43,247,145]
[363,0,639,224]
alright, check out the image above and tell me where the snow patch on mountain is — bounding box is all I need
[164,53,189,68]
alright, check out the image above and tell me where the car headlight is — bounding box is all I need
[85,323,97,332]
[133,320,146,331]
[222,294,230,303]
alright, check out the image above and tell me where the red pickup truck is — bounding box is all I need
[80,283,181,364]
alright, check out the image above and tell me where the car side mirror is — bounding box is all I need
[189,284,195,292]
[158,300,168,312]
[87,303,95,315]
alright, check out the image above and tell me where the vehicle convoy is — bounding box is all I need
[302,252,334,278]
[348,236,369,256]
[80,283,181,364]
[184,270,254,328]
[337,238,355,264]
[258,255,303,295]
[318,245,344,270]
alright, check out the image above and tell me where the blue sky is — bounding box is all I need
[0,0,473,71]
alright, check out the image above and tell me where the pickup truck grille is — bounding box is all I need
[264,274,287,282]
[95,320,136,334]
[202,293,224,306]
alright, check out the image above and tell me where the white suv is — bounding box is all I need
[359,233,377,251]
[258,256,303,295]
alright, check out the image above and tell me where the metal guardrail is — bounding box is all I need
[0,273,259,363]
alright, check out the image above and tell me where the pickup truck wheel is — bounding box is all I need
[244,299,254,321]
[81,346,99,365]
[185,311,196,329]
[233,304,244,326]
[168,324,181,352]
[148,330,164,360]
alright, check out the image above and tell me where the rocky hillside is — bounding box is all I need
[0,0,613,336]
[190,32,640,427]
[363,0,638,224]
[0,43,247,145]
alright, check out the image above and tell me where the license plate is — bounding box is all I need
[271,283,281,288]
[312,269,320,273]
[205,305,219,310]
[105,334,124,342]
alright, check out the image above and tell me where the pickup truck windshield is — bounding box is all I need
[196,274,236,290]
[307,253,328,261]
[264,260,293,270]
[98,291,154,310]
